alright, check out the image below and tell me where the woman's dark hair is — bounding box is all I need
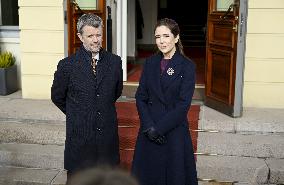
[155,18,185,56]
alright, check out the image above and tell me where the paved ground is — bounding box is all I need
[1,91,284,185]
[0,91,65,122]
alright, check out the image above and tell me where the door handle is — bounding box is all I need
[219,2,239,20]
[71,0,79,10]
[232,25,238,32]
[71,0,83,13]
[219,3,234,20]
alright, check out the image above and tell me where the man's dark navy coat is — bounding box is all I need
[51,46,123,172]
[131,51,198,185]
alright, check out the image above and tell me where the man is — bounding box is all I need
[51,13,123,181]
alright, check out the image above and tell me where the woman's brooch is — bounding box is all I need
[167,68,174,75]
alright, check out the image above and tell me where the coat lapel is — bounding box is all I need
[75,47,96,82]
[75,46,110,88]
[95,49,111,88]
[150,54,167,104]
[160,51,183,92]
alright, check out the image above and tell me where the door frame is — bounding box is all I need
[123,0,248,117]
[233,0,248,117]
[63,0,248,117]
[205,0,248,117]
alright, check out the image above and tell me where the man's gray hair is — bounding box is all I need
[77,13,103,34]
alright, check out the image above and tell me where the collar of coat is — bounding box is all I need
[74,45,111,87]
[148,49,188,104]
[154,49,184,67]
[79,45,107,64]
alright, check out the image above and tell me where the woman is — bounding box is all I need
[131,18,198,185]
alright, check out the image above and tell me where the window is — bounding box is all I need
[77,0,98,10]
[216,0,234,11]
[0,0,19,26]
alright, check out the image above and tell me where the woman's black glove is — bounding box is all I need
[155,135,166,145]
[143,127,166,145]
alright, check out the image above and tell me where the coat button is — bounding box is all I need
[97,111,101,115]
[96,94,100,97]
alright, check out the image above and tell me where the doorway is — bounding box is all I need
[127,0,208,88]
[159,0,208,85]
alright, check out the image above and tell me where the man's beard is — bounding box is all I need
[85,44,101,54]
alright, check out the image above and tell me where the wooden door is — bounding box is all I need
[205,0,246,117]
[67,0,106,55]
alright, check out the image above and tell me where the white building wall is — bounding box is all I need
[18,0,64,99]
[244,0,284,108]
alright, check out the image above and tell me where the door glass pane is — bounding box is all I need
[77,0,97,10]
[216,0,234,11]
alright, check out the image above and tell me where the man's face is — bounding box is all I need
[77,25,103,55]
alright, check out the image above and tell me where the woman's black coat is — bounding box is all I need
[51,46,123,172]
[131,51,198,185]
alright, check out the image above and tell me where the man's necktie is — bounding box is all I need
[91,57,97,75]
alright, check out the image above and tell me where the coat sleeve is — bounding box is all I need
[115,58,123,100]
[155,62,196,135]
[51,59,69,114]
[135,59,155,131]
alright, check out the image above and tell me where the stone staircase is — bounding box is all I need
[180,24,206,48]
[0,93,283,185]
[0,118,66,185]
[196,106,284,185]
[0,98,200,184]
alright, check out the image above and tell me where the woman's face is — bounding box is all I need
[155,25,179,58]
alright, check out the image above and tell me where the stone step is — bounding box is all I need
[197,132,284,158]
[0,99,65,122]
[199,106,284,134]
[0,166,66,185]
[3,143,280,184]
[198,182,233,185]
[197,155,284,184]
[1,156,282,185]
[265,159,284,184]
[122,82,205,100]
[0,118,65,145]
[0,143,64,169]
[0,166,238,185]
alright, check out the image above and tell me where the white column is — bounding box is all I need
[127,0,136,58]
[116,0,127,81]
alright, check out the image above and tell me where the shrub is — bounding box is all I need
[0,51,15,68]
